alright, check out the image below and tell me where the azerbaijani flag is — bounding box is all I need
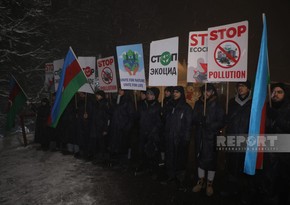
[48,47,87,128]
[6,76,27,131]
[244,14,269,175]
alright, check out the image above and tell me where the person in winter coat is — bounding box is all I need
[221,81,252,196]
[192,83,225,196]
[60,97,78,155]
[163,86,192,185]
[76,92,93,159]
[263,82,290,205]
[108,88,135,163]
[160,86,174,166]
[90,90,111,163]
[34,98,50,150]
[129,90,147,163]
[137,87,162,173]
[138,90,147,107]
[162,86,174,123]
[47,93,63,152]
[267,83,290,133]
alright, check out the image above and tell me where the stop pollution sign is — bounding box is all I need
[207,21,248,82]
[97,56,118,93]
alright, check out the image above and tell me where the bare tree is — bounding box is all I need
[0,0,54,94]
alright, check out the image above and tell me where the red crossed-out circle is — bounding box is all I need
[214,40,241,69]
[101,67,113,84]
[84,66,92,77]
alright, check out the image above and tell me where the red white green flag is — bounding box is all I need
[6,76,27,131]
[48,47,87,128]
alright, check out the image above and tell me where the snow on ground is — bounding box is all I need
[0,133,240,205]
[0,134,103,204]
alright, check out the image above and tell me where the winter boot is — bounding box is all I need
[206,181,214,196]
[192,178,205,192]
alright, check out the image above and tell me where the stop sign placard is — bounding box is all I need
[207,21,248,82]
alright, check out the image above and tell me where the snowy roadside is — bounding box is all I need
[0,133,122,205]
[0,133,236,205]
[0,133,185,205]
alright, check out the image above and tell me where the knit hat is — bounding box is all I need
[271,82,286,92]
[147,87,160,99]
[95,90,106,99]
[164,86,174,93]
[173,86,185,95]
[236,80,251,90]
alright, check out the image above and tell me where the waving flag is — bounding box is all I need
[6,75,27,131]
[244,14,269,175]
[48,47,87,128]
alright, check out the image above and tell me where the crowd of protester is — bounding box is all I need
[33,82,290,204]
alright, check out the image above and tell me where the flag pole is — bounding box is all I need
[226,82,229,115]
[262,14,272,108]
[109,93,112,105]
[161,86,164,107]
[75,94,78,109]
[84,93,88,119]
[203,83,207,116]
[134,90,137,110]
[10,74,29,100]
[85,93,87,113]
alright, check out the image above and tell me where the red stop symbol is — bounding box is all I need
[84,66,92,77]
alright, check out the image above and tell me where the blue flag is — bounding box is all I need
[244,14,269,175]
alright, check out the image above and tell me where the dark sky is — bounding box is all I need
[51,0,290,83]
[1,0,290,93]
